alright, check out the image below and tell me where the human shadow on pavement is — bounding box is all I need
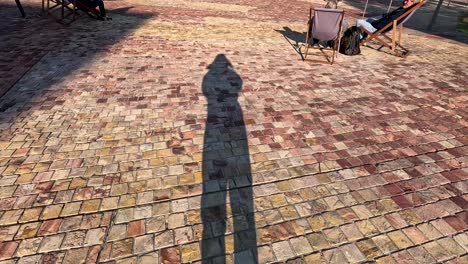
[201,54,258,264]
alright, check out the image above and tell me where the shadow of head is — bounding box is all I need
[207,54,233,70]
[203,54,242,99]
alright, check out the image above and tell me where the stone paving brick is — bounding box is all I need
[0,241,19,260]
[138,252,159,264]
[323,247,349,263]
[84,227,106,246]
[289,236,313,256]
[112,238,134,259]
[17,255,42,264]
[417,222,444,240]
[408,246,437,263]
[340,223,363,241]
[438,237,466,257]
[15,222,40,240]
[160,247,180,264]
[0,210,22,225]
[40,204,63,220]
[38,219,62,236]
[392,250,417,264]
[424,240,453,261]
[372,234,398,254]
[323,228,347,246]
[371,216,394,233]
[134,234,154,255]
[19,207,43,223]
[356,239,381,259]
[304,253,327,264]
[402,226,428,245]
[257,245,276,263]
[15,237,42,257]
[340,243,366,263]
[128,220,146,237]
[38,233,65,253]
[387,230,414,250]
[272,241,294,261]
[60,202,82,217]
[81,214,102,229]
[154,230,174,249]
[44,251,66,263]
[307,214,327,231]
[168,213,185,229]
[63,247,88,264]
[0,226,18,242]
[307,232,331,251]
[62,231,86,249]
[355,220,379,237]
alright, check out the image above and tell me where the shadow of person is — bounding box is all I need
[201,54,258,264]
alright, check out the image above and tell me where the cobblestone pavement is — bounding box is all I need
[0,0,467,263]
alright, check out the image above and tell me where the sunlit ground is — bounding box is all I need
[0,0,467,263]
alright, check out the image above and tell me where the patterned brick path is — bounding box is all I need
[0,0,467,263]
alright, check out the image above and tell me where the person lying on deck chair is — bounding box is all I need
[70,0,111,20]
[356,0,417,39]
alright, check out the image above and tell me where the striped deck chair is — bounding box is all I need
[303,8,345,64]
[359,0,427,57]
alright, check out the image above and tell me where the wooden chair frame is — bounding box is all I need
[359,0,426,57]
[15,0,26,17]
[42,0,93,24]
[302,8,344,65]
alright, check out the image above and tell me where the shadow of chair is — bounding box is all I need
[275,26,307,60]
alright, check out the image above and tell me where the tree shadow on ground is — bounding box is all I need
[201,54,258,264]
[0,1,156,122]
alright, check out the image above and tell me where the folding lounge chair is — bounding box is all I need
[15,0,26,17]
[359,0,426,57]
[42,0,93,24]
[43,0,79,24]
[303,8,344,65]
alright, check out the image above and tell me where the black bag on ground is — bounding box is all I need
[339,26,361,56]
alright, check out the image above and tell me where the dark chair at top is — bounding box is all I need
[302,8,345,65]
